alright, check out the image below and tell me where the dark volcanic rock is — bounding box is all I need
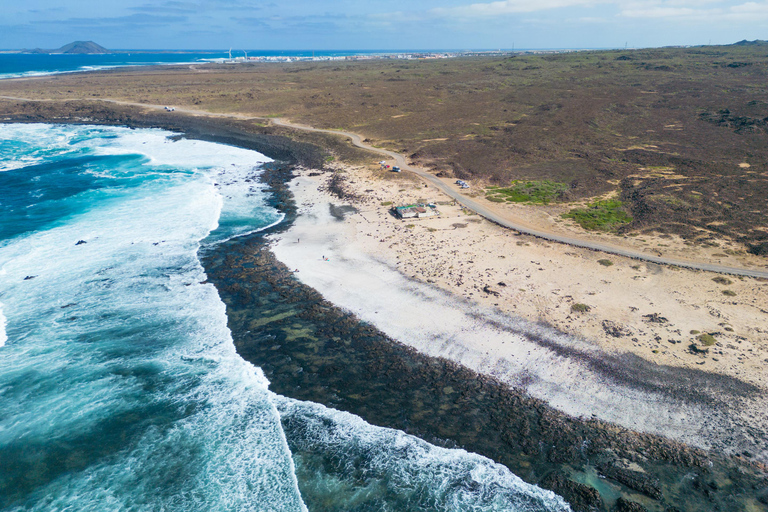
[642,313,668,323]
[614,497,648,512]
[602,320,630,337]
[540,471,602,512]
[599,464,662,499]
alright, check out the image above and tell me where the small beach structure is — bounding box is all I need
[392,204,439,219]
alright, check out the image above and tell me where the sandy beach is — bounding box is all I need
[269,162,768,462]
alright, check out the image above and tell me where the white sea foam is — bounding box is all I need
[0,124,305,511]
[276,396,571,511]
[0,60,208,81]
[0,302,6,347]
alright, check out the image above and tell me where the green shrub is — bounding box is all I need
[562,199,632,232]
[380,201,393,206]
[722,290,737,296]
[712,276,732,285]
[597,259,614,266]
[571,303,591,313]
[697,333,716,346]
[484,180,568,204]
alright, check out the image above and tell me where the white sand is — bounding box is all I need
[268,167,768,462]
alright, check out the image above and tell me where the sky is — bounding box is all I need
[1,0,766,51]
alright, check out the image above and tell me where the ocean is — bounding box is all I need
[0,51,400,80]
[0,123,569,511]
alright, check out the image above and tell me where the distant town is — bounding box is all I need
[217,49,581,63]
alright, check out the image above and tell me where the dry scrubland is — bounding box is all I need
[2,43,768,255]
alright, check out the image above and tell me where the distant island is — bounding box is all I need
[24,41,109,54]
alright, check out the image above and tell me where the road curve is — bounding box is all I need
[2,95,767,278]
[270,119,768,279]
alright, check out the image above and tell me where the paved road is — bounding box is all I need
[3,95,767,278]
[270,119,768,279]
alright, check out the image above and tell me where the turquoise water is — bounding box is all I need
[0,51,402,80]
[0,53,230,79]
[0,123,569,511]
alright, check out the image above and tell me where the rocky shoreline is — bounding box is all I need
[1,102,766,511]
[205,216,767,512]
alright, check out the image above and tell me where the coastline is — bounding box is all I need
[2,102,767,511]
[270,165,768,450]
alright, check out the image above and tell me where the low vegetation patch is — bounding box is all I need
[697,333,717,346]
[486,180,568,205]
[722,290,737,296]
[597,259,614,267]
[562,199,632,232]
[712,276,733,285]
[571,303,591,313]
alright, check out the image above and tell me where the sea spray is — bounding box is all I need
[0,124,304,511]
[0,302,6,347]
[0,122,571,512]
[276,396,571,512]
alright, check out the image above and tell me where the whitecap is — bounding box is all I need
[0,302,6,347]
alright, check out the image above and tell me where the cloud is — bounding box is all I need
[620,6,699,17]
[431,0,608,18]
[618,0,768,20]
[128,2,199,14]
[426,0,768,24]
[33,13,188,28]
[231,16,270,28]
[727,0,768,16]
